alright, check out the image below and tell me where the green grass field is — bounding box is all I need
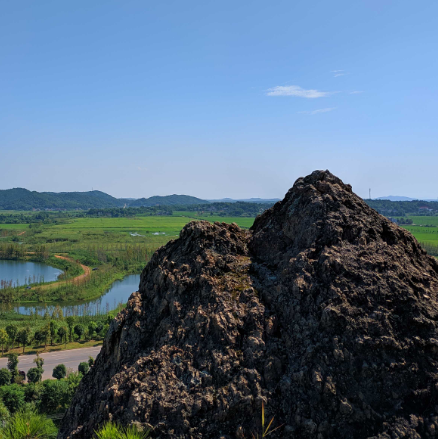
[398,216,438,250]
[174,211,255,228]
[401,226,438,244]
[0,224,29,230]
[407,216,438,226]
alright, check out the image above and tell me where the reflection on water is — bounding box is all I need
[1,274,140,317]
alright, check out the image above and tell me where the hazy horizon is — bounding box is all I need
[1,1,437,200]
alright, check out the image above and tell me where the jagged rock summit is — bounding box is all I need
[59,170,438,439]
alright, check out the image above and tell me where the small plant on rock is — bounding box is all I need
[250,402,282,438]
[94,421,150,439]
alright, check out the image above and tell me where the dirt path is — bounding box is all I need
[54,254,91,283]
[17,231,26,236]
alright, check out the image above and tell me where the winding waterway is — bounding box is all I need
[0,260,140,316]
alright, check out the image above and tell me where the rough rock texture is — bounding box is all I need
[58,171,438,439]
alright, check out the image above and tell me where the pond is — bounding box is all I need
[7,274,141,317]
[0,260,63,287]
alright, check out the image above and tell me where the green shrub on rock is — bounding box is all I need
[0,407,57,439]
[94,422,149,439]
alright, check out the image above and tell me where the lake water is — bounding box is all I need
[0,260,63,287]
[9,274,141,316]
[0,259,140,316]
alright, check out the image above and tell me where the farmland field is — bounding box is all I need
[0,223,29,230]
[406,216,438,226]
[401,226,438,244]
[399,216,438,252]
[174,211,255,228]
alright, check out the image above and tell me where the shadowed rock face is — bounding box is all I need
[58,170,438,439]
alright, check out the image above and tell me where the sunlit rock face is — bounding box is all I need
[59,170,438,439]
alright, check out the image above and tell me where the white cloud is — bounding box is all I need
[266,85,334,98]
[298,107,337,115]
[331,69,348,77]
[349,90,364,94]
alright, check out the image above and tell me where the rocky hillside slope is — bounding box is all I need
[58,171,438,439]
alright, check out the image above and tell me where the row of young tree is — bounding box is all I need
[0,352,93,387]
[0,244,48,261]
[0,316,110,355]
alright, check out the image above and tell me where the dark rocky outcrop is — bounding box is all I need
[58,171,438,439]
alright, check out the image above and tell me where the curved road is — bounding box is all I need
[0,346,102,380]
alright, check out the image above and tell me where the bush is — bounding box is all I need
[88,356,94,367]
[52,364,67,380]
[66,371,82,398]
[39,379,70,414]
[74,324,85,340]
[0,384,25,414]
[27,367,43,384]
[0,398,10,426]
[0,407,57,439]
[24,382,43,404]
[78,362,89,375]
[6,353,18,382]
[0,367,12,386]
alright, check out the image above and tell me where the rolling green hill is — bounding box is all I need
[0,188,208,210]
[129,194,207,207]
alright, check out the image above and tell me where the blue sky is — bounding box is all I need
[1,0,437,199]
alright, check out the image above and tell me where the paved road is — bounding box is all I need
[0,346,102,380]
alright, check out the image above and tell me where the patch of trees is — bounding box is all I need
[85,202,274,218]
[366,200,438,216]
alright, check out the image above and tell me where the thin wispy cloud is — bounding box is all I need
[331,69,348,78]
[349,90,364,94]
[266,85,334,98]
[298,107,337,115]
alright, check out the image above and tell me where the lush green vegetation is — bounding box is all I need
[0,350,86,438]
[0,349,152,438]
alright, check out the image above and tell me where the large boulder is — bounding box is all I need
[58,171,438,439]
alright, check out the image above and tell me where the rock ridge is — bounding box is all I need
[58,170,438,439]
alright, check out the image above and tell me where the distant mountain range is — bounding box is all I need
[0,188,280,210]
[376,196,438,202]
[128,195,206,207]
[0,188,207,210]
[3,187,436,211]
[207,198,281,204]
